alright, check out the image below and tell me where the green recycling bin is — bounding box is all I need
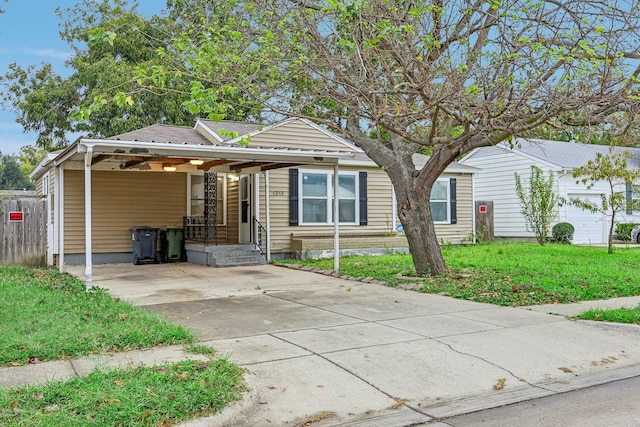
[160,227,185,263]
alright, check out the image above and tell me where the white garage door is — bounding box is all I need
[566,193,606,244]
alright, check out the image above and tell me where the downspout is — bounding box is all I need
[471,173,476,244]
[254,173,260,250]
[333,163,340,271]
[84,146,93,290]
[265,171,271,262]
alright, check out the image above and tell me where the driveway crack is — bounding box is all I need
[430,337,555,394]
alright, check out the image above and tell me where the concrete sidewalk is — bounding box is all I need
[4,263,640,426]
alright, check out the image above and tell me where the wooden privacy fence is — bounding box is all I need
[0,199,46,267]
[475,200,494,242]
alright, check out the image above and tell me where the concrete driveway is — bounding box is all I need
[67,263,640,426]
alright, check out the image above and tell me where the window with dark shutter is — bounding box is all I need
[450,178,457,224]
[289,168,299,226]
[359,171,368,225]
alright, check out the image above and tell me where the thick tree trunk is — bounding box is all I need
[346,124,481,277]
[388,166,449,276]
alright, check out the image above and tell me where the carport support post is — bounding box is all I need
[264,170,271,261]
[84,147,93,290]
[333,163,339,272]
[254,173,260,251]
[57,165,65,272]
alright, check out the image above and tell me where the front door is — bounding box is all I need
[239,174,251,243]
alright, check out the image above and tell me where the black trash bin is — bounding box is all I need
[131,227,159,265]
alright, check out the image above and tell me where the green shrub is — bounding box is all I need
[615,223,640,242]
[552,222,575,244]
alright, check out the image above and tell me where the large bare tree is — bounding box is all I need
[127,0,640,275]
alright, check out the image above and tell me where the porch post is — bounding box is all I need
[57,165,64,272]
[84,147,93,290]
[265,170,271,261]
[254,173,260,249]
[333,163,339,271]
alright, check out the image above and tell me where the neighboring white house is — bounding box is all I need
[460,139,640,244]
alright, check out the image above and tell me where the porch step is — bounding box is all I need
[185,243,266,267]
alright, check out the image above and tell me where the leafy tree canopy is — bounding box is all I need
[0,153,34,191]
[0,0,258,151]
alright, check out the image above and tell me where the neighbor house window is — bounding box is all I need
[430,179,450,223]
[299,170,358,224]
[626,184,640,214]
[190,173,226,225]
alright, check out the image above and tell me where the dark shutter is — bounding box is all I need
[627,183,633,215]
[289,168,299,226]
[359,171,368,225]
[450,178,457,224]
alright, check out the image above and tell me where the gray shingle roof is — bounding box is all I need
[412,153,479,173]
[108,124,213,145]
[198,119,263,141]
[351,151,477,173]
[507,138,640,169]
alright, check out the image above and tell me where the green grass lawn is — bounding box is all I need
[0,359,244,427]
[577,305,640,324]
[0,265,194,366]
[0,265,245,426]
[278,242,640,306]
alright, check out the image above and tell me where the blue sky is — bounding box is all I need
[0,0,166,155]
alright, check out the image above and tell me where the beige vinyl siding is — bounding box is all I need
[35,176,43,195]
[49,171,55,195]
[248,120,358,152]
[261,167,474,254]
[64,170,186,254]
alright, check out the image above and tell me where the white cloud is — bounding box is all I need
[21,47,72,61]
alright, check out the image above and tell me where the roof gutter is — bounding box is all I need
[78,138,355,163]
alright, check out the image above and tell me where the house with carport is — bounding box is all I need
[30,117,478,286]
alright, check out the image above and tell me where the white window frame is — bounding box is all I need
[42,174,49,196]
[299,169,359,225]
[187,173,227,226]
[431,178,450,224]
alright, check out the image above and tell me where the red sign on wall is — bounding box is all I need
[9,212,23,222]
[478,205,487,214]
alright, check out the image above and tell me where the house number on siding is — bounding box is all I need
[271,191,285,196]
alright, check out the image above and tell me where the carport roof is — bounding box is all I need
[31,120,360,178]
[108,124,213,145]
